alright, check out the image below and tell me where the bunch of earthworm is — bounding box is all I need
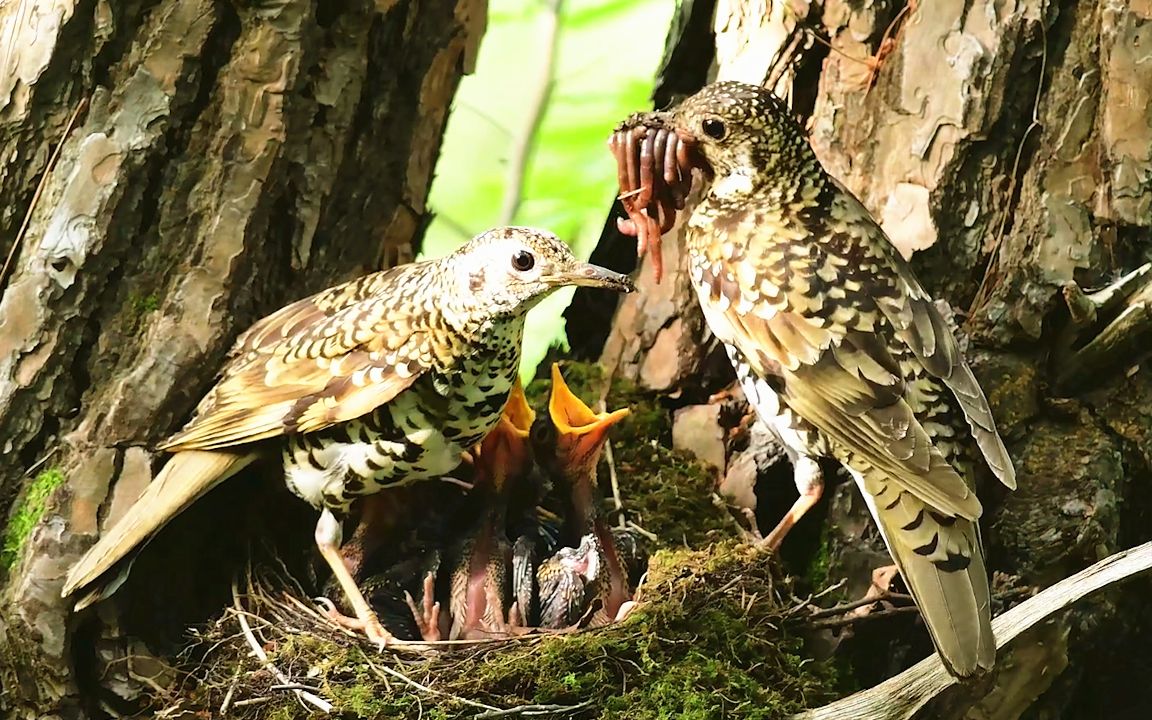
[607,117,695,283]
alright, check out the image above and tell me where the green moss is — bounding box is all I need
[527,360,729,547]
[2,469,65,572]
[195,542,837,718]
[804,525,835,592]
[129,292,161,317]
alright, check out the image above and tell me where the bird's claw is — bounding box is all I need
[404,571,442,642]
[315,596,367,630]
[363,616,397,651]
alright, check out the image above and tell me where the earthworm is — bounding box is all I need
[607,121,695,284]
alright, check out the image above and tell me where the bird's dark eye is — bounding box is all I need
[511,250,535,272]
[702,118,727,140]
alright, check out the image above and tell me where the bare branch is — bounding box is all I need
[793,540,1152,720]
[498,0,565,224]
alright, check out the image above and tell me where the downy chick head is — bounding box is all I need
[534,363,630,486]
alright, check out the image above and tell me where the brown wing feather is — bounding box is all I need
[831,188,1016,490]
[160,264,439,452]
[699,271,981,521]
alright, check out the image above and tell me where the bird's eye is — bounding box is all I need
[701,118,727,140]
[511,250,536,272]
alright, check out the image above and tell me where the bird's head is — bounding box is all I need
[448,227,634,317]
[532,363,629,491]
[640,81,818,195]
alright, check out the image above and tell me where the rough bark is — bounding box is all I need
[593,0,1152,715]
[0,0,485,716]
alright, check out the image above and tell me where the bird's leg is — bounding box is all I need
[759,455,824,551]
[845,565,903,621]
[738,506,764,543]
[315,596,366,630]
[315,509,397,648]
[869,565,900,596]
[404,571,442,642]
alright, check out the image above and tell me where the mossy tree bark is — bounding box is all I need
[589,0,1152,715]
[0,0,485,716]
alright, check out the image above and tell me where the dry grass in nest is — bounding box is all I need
[167,542,843,719]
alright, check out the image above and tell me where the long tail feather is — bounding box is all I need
[857,474,995,678]
[63,450,258,606]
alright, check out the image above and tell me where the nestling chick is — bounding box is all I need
[447,378,537,640]
[532,364,635,626]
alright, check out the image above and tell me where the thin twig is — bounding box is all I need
[806,605,921,630]
[218,666,242,716]
[765,24,805,94]
[969,2,1048,317]
[232,697,274,708]
[625,520,658,543]
[365,657,502,713]
[231,578,334,714]
[498,0,565,224]
[472,699,594,718]
[0,96,89,289]
[604,439,626,528]
[801,592,915,621]
[785,578,849,617]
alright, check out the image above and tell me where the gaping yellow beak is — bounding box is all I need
[547,363,630,475]
[476,377,537,489]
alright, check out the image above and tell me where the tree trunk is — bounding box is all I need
[593,0,1152,714]
[0,0,485,716]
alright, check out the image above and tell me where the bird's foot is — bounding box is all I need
[868,565,900,596]
[508,601,526,629]
[844,565,903,622]
[459,585,535,640]
[363,616,399,651]
[315,596,406,650]
[737,506,764,543]
[403,571,442,642]
[315,596,366,630]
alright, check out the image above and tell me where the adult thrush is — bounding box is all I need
[612,81,1016,677]
[62,227,634,647]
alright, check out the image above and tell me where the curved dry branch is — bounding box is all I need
[1054,263,1152,394]
[793,541,1152,720]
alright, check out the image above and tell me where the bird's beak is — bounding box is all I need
[502,377,536,437]
[477,378,536,487]
[556,262,636,293]
[547,363,630,472]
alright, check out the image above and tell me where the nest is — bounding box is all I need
[164,541,841,719]
[107,363,853,717]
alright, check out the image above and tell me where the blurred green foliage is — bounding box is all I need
[421,0,673,378]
